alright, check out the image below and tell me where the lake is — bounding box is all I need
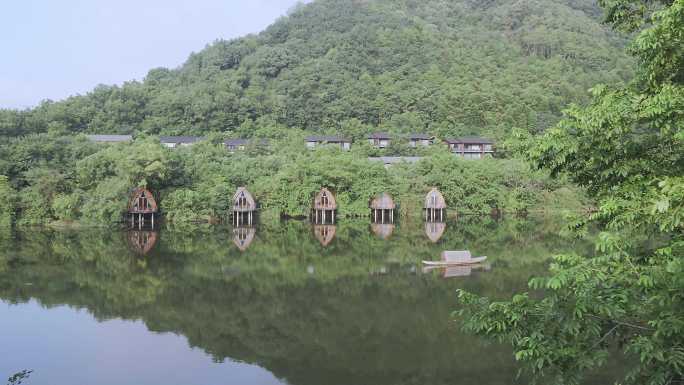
[0,216,621,385]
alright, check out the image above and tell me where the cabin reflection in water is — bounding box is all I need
[232,226,256,251]
[422,264,490,278]
[126,230,159,255]
[425,221,446,243]
[371,223,395,240]
[313,224,336,246]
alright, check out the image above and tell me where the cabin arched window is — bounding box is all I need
[236,193,248,209]
[321,192,329,207]
[138,192,149,210]
[431,193,437,207]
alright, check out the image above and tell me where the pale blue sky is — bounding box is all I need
[1,0,303,109]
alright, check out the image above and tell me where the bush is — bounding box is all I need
[0,176,15,227]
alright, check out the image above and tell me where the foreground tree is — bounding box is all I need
[457,1,684,384]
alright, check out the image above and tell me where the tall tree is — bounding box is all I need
[458,1,684,384]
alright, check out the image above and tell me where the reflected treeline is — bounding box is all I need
[0,217,610,385]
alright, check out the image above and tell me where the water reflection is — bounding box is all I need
[233,226,256,251]
[425,221,446,243]
[0,217,620,385]
[423,263,491,278]
[312,224,336,246]
[126,230,159,255]
[371,223,395,239]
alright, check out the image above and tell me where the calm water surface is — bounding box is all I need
[0,217,619,385]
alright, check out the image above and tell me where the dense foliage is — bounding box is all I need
[0,0,633,226]
[457,1,684,384]
[0,133,584,225]
[0,0,632,141]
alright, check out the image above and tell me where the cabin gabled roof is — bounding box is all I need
[444,137,494,145]
[368,132,392,140]
[313,188,337,210]
[159,136,204,144]
[225,139,249,146]
[370,192,396,210]
[424,188,447,209]
[305,135,351,143]
[408,133,432,140]
[232,187,256,211]
[127,187,159,214]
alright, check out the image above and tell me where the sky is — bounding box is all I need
[0,0,304,109]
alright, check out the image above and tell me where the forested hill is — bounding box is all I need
[1,0,633,140]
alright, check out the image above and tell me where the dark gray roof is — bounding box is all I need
[159,136,204,144]
[444,137,494,144]
[86,134,132,143]
[368,132,392,139]
[224,139,249,146]
[408,133,432,140]
[305,136,351,143]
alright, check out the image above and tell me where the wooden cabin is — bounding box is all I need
[370,192,396,223]
[233,226,256,252]
[225,139,249,152]
[305,136,352,151]
[409,134,432,148]
[224,139,269,152]
[371,223,395,240]
[160,136,204,149]
[127,188,159,229]
[126,230,158,255]
[312,188,337,224]
[425,221,446,243]
[444,137,494,159]
[313,224,336,246]
[424,188,446,222]
[368,133,392,149]
[232,187,257,226]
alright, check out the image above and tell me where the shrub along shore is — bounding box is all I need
[0,133,589,227]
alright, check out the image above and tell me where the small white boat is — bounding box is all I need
[422,250,487,266]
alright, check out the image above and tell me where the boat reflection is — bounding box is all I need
[422,263,491,278]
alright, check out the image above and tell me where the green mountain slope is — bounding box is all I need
[1,0,632,140]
